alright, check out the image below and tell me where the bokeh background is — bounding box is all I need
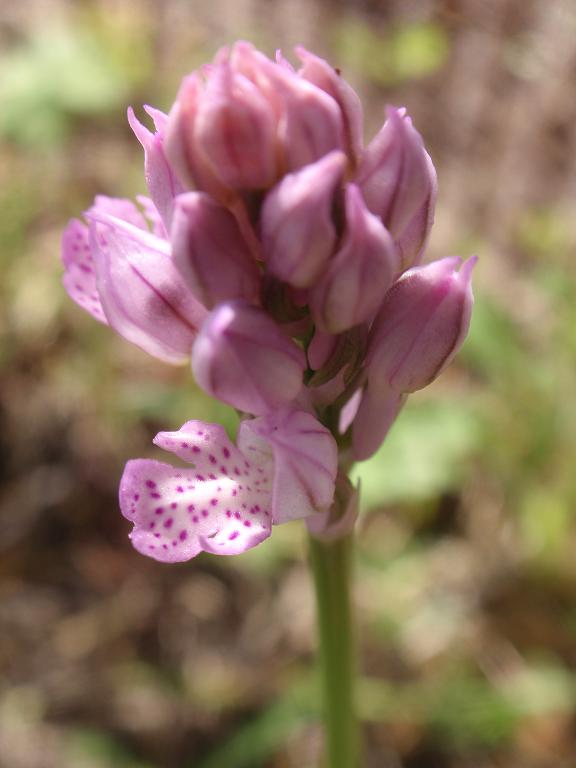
[1,0,576,766]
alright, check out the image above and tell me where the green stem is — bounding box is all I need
[309,530,360,768]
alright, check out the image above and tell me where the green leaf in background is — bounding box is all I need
[196,695,312,768]
[332,18,450,86]
[353,399,479,509]
[0,21,148,146]
[66,727,154,768]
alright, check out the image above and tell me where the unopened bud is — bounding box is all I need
[357,106,437,269]
[261,150,346,288]
[191,301,305,415]
[310,184,399,332]
[367,256,476,395]
[171,192,261,308]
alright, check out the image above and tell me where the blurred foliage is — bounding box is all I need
[0,17,150,145]
[332,17,450,85]
[354,400,480,508]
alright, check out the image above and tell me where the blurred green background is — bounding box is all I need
[1,1,576,766]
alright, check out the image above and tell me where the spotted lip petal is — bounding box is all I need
[120,421,274,562]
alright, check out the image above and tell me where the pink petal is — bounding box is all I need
[238,409,338,524]
[62,218,108,324]
[128,107,184,232]
[352,384,406,461]
[89,211,206,364]
[120,421,273,562]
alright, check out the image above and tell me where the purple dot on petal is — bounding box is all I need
[196,474,205,481]
[223,447,231,459]
[133,494,140,501]
[226,510,232,518]
[244,520,252,527]
[209,454,217,464]
[146,480,157,489]
[179,530,188,541]
[171,502,178,509]
[192,515,199,523]
[176,486,184,493]
[201,510,209,518]
[150,492,161,499]
[155,507,164,515]
[164,518,174,529]
[192,446,201,454]
[181,442,189,448]
[229,531,239,541]
[187,504,195,512]
[210,499,218,507]
[234,511,241,520]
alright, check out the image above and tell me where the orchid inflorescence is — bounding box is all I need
[62,42,475,563]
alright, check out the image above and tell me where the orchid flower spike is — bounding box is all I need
[62,41,475,561]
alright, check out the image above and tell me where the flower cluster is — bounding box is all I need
[62,42,475,562]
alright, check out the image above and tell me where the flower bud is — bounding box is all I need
[230,41,345,172]
[295,46,363,163]
[191,301,305,415]
[261,150,346,288]
[310,184,399,332]
[89,210,207,363]
[357,106,437,269]
[193,62,278,189]
[171,192,261,308]
[270,62,345,172]
[164,74,228,200]
[367,256,476,394]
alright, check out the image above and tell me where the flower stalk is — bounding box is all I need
[309,529,359,768]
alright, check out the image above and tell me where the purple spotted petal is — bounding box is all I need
[120,421,273,562]
[62,218,108,324]
[238,409,338,524]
